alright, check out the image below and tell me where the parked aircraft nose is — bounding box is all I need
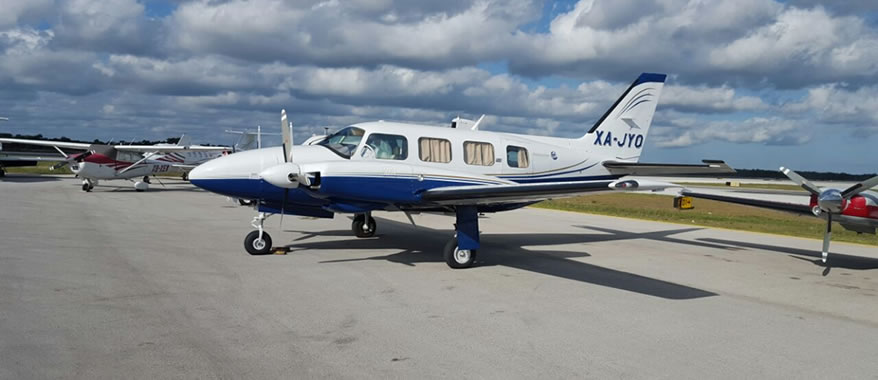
[188,147,283,199]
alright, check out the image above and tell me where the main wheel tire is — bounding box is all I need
[352,216,377,238]
[182,172,189,181]
[82,183,91,192]
[143,176,151,184]
[443,237,476,269]
[0,170,5,178]
[244,230,272,255]
[238,199,251,206]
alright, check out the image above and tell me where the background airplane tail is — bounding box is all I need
[176,134,191,146]
[579,73,666,162]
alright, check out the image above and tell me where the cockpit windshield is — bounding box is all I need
[317,126,365,159]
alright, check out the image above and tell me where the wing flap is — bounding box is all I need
[604,159,734,176]
[681,190,813,215]
[421,179,675,205]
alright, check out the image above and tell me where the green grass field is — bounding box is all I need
[534,193,878,246]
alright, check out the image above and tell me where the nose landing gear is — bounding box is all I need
[352,213,377,238]
[81,179,95,192]
[244,212,273,255]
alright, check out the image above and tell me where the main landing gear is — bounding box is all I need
[0,168,5,178]
[81,179,96,192]
[352,213,377,238]
[443,206,480,269]
[244,212,273,255]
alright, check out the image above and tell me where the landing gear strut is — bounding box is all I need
[244,212,272,255]
[352,213,377,238]
[444,206,479,269]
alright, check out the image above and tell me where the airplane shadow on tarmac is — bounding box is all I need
[1,174,63,182]
[278,218,718,300]
[697,237,878,276]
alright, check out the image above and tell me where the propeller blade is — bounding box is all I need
[821,213,832,263]
[840,175,878,199]
[50,161,70,170]
[281,109,293,163]
[779,166,821,195]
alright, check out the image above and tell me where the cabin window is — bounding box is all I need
[418,137,452,163]
[506,146,529,168]
[116,151,142,163]
[317,126,365,159]
[362,133,408,160]
[463,141,494,166]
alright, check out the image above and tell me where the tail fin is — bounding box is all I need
[581,73,666,162]
[176,134,191,147]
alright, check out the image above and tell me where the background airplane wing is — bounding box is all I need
[0,154,69,162]
[603,160,735,176]
[0,138,91,150]
[680,189,813,215]
[420,178,675,205]
[115,145,230,152]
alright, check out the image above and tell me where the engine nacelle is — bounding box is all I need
[258,162,309,188]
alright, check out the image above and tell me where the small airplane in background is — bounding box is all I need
[0,136,230,191]
[190,73,735,268]
[682,168,878,263]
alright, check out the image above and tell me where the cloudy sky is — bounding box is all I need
[1,0,877,172]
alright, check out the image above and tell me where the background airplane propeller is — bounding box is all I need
[51,151,92,170]
[780,166,878,262]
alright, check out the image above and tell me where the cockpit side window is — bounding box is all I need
[361,133,408,160]
[317,126,365,159]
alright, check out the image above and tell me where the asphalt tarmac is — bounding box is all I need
[2,175,878,379]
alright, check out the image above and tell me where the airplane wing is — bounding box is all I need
[0,138,91,150]
[420,178,675,205]
[603,160,734,176]
[680,189,813,215]
[115,145,230,152]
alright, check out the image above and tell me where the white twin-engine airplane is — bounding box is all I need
[0,136,230,191]
[190,73,735,268]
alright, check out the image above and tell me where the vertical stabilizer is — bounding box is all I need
[176,134,191,147]
[581,73,666,162]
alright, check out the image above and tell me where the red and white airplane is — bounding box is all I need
[0,137,230,191]
[683,168,878,263]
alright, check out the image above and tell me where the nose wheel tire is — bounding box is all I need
[443,237,476,269]
[244,230,272,255]
[352,215,377,238]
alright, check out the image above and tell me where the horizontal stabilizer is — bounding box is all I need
[603,160,734,176]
